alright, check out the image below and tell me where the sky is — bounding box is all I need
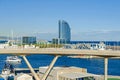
[0,0,120,41]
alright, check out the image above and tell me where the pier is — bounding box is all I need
[0,48,120,80]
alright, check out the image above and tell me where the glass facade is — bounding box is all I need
[22,36,36,44]
[59,20,71,44]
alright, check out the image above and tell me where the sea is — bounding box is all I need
[0,41,120,76]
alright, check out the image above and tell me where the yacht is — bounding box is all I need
[6,56,22,64]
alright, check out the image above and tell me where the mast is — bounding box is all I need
[11,30,14,45]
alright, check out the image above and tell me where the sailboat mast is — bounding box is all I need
[11,30,14,45]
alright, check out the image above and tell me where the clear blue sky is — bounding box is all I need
[0,0,120,40]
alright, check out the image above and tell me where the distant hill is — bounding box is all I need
[0,36,20,40]
[0,36,9,40]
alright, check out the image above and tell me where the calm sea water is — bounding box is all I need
[0,54,120,76]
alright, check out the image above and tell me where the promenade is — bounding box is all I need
[0,48,120,57]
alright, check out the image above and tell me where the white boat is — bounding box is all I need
[6,56,22,64]
[1,63,15,80]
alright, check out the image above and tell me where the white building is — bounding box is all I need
[38,66,102,80]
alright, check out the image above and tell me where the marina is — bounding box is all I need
[0,47,120,80]
[0,54,120,80]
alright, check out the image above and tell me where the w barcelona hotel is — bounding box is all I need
[59,20,71,44]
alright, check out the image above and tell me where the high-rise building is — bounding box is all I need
[59,20,71,44]
[22,36,36,44]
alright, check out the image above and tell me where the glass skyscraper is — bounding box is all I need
[59,20,71,44]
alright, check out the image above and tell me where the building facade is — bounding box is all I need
[59,20,71,44]
[22,36,36,44]
[52,38,59,44]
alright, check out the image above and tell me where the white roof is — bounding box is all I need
[39,66,87,74]
[60,72,99,79]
